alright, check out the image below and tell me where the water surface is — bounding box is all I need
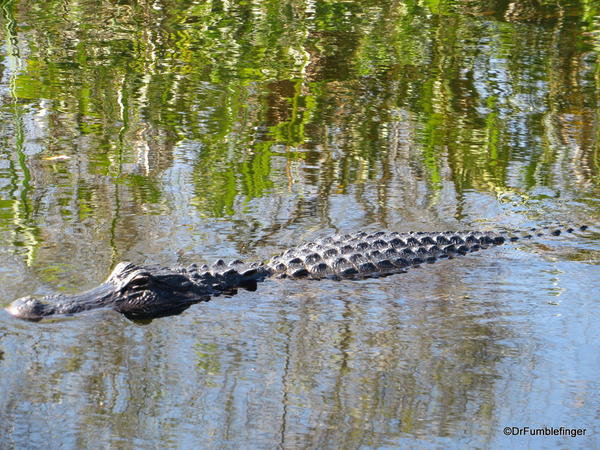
[0,0,599,448]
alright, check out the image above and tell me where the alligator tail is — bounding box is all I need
[264,225,590,281]
[500,224,589,241]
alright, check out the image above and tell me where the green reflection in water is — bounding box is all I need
[1,0,40,265]
[0,2,599,444]
[0,0,595,269]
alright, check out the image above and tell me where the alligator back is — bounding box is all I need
[184,259,270,292]
[5,225,588,321]
[264,227,585,280]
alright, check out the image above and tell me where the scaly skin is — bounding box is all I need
[5,226,588,321]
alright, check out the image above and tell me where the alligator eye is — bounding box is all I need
[127,272,153,288]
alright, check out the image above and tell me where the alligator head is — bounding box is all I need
[6,262,214,321]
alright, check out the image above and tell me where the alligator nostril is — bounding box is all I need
[5,300,23,317]
[6,296,50,321]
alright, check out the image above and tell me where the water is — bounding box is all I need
[0,0,599,448]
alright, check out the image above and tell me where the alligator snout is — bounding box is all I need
[5,295,55,321]
[5,262,218,321]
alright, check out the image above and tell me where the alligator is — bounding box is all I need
[5,225,589,321]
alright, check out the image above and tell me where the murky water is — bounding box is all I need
[0,0,599,448]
